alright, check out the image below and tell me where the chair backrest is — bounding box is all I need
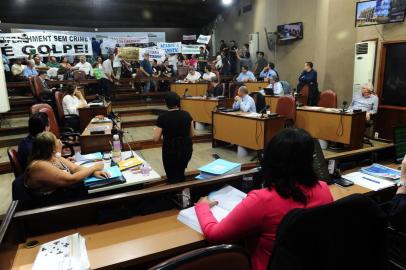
[300,84,309,105]
[7,148,23,178]
[318,89,337,108]
[280,81,291,95]
[73,70,86,81]
[276,96,296,124]
[54,91,65,123]
[250,92,266,113]
[30,103,60,138]
[177,66,189,78]
[149,244,251,270]
[268,194,388,270]
[31,76,45,99]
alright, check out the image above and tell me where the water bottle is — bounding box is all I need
[103,152,111,168]
[112,134,122,163]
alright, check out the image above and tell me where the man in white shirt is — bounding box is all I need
[100,54,115,100]
[350,83,379,122]
[260,75,284,96]
[232,86,256,113]
[202,66,217,81]
[74,56,92,76]
[184,67,201,83]
[113,48,122,81]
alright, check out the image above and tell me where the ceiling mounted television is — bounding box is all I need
[356,0,406,27]
[277,22,303,41]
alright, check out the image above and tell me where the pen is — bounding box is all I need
[362,176,380,184]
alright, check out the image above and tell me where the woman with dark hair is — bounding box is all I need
[24,131,108,197]
[62,85,87,131]
[195,128,333,270]
[153,92,194,183]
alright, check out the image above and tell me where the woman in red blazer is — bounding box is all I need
[195,128,334,270]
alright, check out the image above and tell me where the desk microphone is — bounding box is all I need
[341,101,348,114]
[259,105,270,118]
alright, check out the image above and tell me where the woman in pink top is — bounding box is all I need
[195,128,334,270]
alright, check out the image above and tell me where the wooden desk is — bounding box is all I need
[244,82,269,92]
[80,121,118,154]
[78,102,112,132]
[264,95,308,113]
[11,210,205,270]
[171,83,208,97]
[296,106,366,149]
[181,98,225,124]
[212,111,285,150]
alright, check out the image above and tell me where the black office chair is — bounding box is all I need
[249,92,266,113]
[149,244,251,270]
[387,227,406,270]
[268,194,388,270]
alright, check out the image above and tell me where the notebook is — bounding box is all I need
[196,159,241,180]
[177,186,247,233]
[117,157,143,171]
[360,164,401,180]
[83,166,125,188]
[342,172,395,191]
[32,233,90,270]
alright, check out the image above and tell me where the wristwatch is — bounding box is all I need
[397,182,406,187]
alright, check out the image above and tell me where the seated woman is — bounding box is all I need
[183,67,201,83]
[62,85,88,131]
[195,128,334,270]
[24,131,108,198]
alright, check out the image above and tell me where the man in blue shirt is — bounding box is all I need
[259,62,278,81]
[350,83,379,122]
[232,86,256,113]
[17,112,50,170]
[236,65,256,83]
[140,52,153,93]
[298,61,317,85]
[22,60,38,78]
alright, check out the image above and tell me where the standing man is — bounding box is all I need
[219,40,228,53]
[140,53,153,95]
[100,54,115,100]
[298,61,319,106]
[91,38,101,60]
[232,86,256,113]
[253,52,268,77]
[197,46,208,74]
[153,92,194,183]
[229,40,239,75]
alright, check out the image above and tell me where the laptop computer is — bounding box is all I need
[264,88,274,96]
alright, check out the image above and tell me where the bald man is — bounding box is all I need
[232,86,256,113]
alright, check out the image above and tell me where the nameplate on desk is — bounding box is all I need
[89,102,103,107]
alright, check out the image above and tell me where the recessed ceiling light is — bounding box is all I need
[222,0,233,6]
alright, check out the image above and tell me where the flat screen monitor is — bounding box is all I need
[356,0,406,27]
[277,22,303,41]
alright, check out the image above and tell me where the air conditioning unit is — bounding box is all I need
[353,41,376,95]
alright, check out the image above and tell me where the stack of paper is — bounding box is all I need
[83,166,125,189]
[360,164,401,180]
[117,157,143,171]
[32,233,90,270]
[177,185,247,233]
[196,159,241,180]
[342,172,396,191]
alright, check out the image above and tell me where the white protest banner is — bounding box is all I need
[139,47,166,62]
[181,44,203,55]
[197,34,211,44]
[182,35,196,41]
[111,36,149,45]
[0,54,10,113]
[157,42,181,54]
[0,32,92,59]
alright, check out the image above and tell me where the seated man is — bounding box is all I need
[38,71,56,100]
[232,86,256,113]
[17,112,50,170]
[207,77,224,97]
[33,56,47,69]
[73,56,93,76]
[350,83,379,122]
[259,62,278,81]
[236,65,256,83]
[202,66,217,81]
[22,60,38,78]
[46,56,60,68]
[184,67,201,83]
[11,58,26,80]
[260,75,283,96]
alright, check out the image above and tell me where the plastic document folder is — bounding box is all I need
[360,163,401,180]
[342,172,396,191]
[32,233,90,270]
[76,152,103,164]
[177,185,247,233]
[83,166,124,189]
[117,157,143,171]
[196,159,241,180]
